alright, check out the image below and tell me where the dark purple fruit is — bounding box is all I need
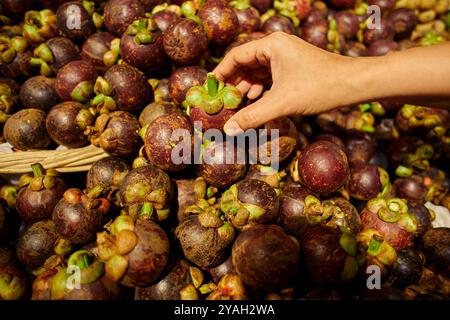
[344,135,376,168]
[168,66,207,105]
[55,60,98,102]
[244,164,284,189]
[262,15,296,35]
[232,224,300,291]
[250,0,271,13]
[1,0,33,20]
[103,0,146,36]
[208,256,234,283]
[328,0,355,9]
[90,111,141,156]
[86,157,130,202]
[119,165,172,222]
[163,18,209,66]
[30,37,81,76]
[121,18,167,74]
[368,0,395,12]
[344,41,367,57]
[0,199,17,243]
[388,247,423,288]
[81,32,116,74]
[394,175,427,203]
[0,49,34,81]
[334,10,359,40]
[234,4,261,34]
[40,0,72,10]
[91,64,152,113]
[19,76,60,111]
[16,163,67,223]
[363,18,394,46]
[408,203,432,236]
[46,101,95,148]
[198,140,247,189]
[139,101,183,127]
[97,215,170,287]
[347,165,388,201]
[16,220,60,269]
[198,0,239,46]
[291,140,349,195]
[367,39,399,56]
[421,228,450,277]
[302,225,358,286]
[56,1,95,41]
[313,133,345,151]
[151,78,172,102]
[143,114,193,172]
[4,109,52,150]
[221,179,279,230]
[53,188,111,245]
[152,10,180,33]
[387,9,417,40]
[176,207,235,268]
[301,20,328,49]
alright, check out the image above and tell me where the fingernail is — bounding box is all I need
[224,120,244,136]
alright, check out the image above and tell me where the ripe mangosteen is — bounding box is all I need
[344,41,367,57]
[263,15,296,35]
[328,0,355,9]
[4,108,52,150]
[53,188,111,245]
[16,163,67,223]
[199,0,239,46]
[30,37,81,76]
[55,60,98,103]
[19,76,60,111]
[184,72,242,131]
[46,101,95,148]
[0,36,33,81]
[290,140,349,195]
[301,20,328,49]
[208,256,234,283]
[0,249,28,300]
[91,64,151,113]
[86,157,130,202]
[97,215,169,287]
[1,0,33,20]
[121,17,167,74]
[343,135,376,168]
[142,114,193,172]
[163,18,209,66]
[139,101,183,127]
[90,111,141,156]
[250,0,271,12]
[220,179,279,230]
[0,78,19,116]
[207,273,247,300]
[152,9,180,33]
[23,9,58,44]
[362,18,394,46]
[421,228,450,277]
[198,140,247,189]
[168,66,207,105]
[368,0,395,13]
[347,165,390,201]
[232,224,300,292]
[367,39,399,56]
[232,0,261,34]
[103,0,146,36]
[244,164,285,190]
[387,8,417,40]
[393,175,427,203]
[56,1,96,41]
[119,165,172,222]
[81,32,116,73]
[387,247,423,288]
[334,10,359,40]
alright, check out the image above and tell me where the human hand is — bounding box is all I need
[214,32,359,135]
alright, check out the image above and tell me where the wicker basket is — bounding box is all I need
[0,144,110,174]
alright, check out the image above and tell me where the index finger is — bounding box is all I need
[213,38,269,81]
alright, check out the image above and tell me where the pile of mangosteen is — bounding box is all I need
[0,0,449,301]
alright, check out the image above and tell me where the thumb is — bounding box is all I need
[223,93,285,136]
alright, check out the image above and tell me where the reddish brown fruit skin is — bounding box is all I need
[168,66,207,105]
[16,179,66,223]
[328,0,355,9]
[198,0,239,46]
[314,133,345,150]
[20,76,60,111]
[393,176,427,203]
[388,136,422,167]
[360,207,414,251]
[40,0,71,10]
[408,203,432,236]
[174,179,199,222]
[335,10,359,40]
[135,259,192,300]
[139,101,183,127]
[176,215,232,268]
[237,179,279,224]
[232,224,300,291]
[121,31,167,74]
[4,109,52,151]
[189,106,237,132]
[103,0,146,36]
[198,141,247,189]
[262,15,296,35]
[2,0,33,19]
[363,18,394,46]
[44,37,81,74]
[16,220,59,269]
[278,182,313,237]
[56,2,95,41]
[81,32,116,74]
[344,136,375,168]
[301,20,328,49]
[86,157,130,198]
[250,0,271,13]
[144,114,193,172]
[0,51,34,81]
[297,140,349,195]
[46,101,94,148]
[153,11,180,33]
[347,165,382,201]
[163,19,209,66]
[140,0,163,11]
[31,268,57,300]
[208,256,234,283]
[54,277,121,300]
[368,0,395,12]
[387,9,417,40]
[324,198,361,234]
[367,39,399,56]
[55,60,98,101]
[302,225,347,286]
[121,220,169,287]
[235,7,261,34]
[345,41,367,57]
[421,228,450,278]
[104,64,152,112]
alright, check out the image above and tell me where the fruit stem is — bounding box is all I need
[207,73,218,97]
[31,163,45,177]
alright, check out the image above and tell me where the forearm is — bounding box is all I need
[338,43,450,107]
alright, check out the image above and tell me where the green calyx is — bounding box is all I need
[419,31,444,46]
[359,102,385,116]
[273,0,300,27]
[354,111,375,133]
[401,105,445,130]
[71,81,95,103]
[24,163,58,191]
[368,197,417,232]
[0,273,26,300]
[357,229,397,267]
[180,0,202,22]
[103,38,121,68]
[91,76,117,114]
[184,73,242,115]
[152,3,182,15]
[0,83,15,114]
[0,36,27,64]
[378,168,392,198]
[126,18,157,45]
[23,9,57,44]
[30,43,54,76]
[304,195,344,225]
[230,0,251,10]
